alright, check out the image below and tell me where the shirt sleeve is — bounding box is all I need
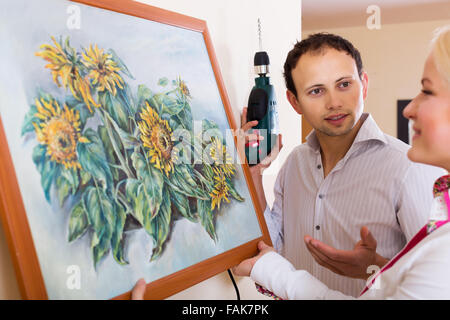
[395,163,445,241]
[263,164,285,253]
[250,252,355,300]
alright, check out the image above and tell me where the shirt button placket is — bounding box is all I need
[314,192,324,236]
[314,154,324,237]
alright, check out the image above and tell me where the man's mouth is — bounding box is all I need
[325,114,348,125]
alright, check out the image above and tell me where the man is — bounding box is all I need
[130,33,442,299]
[245,33,443,297]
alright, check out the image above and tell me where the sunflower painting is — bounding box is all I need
[23,35,247,266]
[0,0,262,299]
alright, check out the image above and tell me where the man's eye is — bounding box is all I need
[339,81,351,88]
[309,88,323,95]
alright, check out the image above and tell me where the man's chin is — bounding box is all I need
[318,126,354,137]
[318,115,358,137]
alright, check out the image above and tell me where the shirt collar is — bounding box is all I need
[305,113,387,153]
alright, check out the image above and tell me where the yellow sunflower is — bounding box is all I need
[210,167,231,210]
[35,37,99,113]
[81,44,124,96]
[32,97,89,169]
[138,102,177,177]
[175,76,191,99]
[209,137,235,177]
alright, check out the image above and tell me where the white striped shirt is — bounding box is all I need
[264,113,445,297]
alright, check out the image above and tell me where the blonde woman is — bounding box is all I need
[233,25,450,300]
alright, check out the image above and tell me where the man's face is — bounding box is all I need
[288,48,368,137]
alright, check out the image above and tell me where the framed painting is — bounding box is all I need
[0,0,271,299]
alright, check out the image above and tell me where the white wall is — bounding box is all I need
[135,0,302,300]
[303,19,450,137]
[0,0,302,299]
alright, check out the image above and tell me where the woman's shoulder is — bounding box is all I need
[410,223,450,264]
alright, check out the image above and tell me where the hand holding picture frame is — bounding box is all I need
[0,0,271,299]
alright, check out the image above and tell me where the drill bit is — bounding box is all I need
[258,18,263,52]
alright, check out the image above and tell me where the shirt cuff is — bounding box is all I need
[250,251,338,300]
[250,251,293,299]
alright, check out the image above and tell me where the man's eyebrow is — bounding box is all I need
[335,75,354,82]
[304,75,354,92]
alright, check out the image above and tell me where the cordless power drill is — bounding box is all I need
[245,21,279,166]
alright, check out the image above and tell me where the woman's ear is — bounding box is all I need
[286,90,303,115]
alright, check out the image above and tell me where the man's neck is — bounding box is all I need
[317,116,365,178]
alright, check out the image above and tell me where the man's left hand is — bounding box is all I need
[304,226,389,280]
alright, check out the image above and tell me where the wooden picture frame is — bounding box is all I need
[0,0,271,299]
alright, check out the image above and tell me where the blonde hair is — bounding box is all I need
[431,25,450,86]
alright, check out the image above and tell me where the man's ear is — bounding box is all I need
[361,71,369,100]
[286,90,303,115]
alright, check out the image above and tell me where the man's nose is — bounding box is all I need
[325,91,343,110]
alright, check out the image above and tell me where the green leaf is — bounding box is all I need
[158,77,168,87]
[68,200,89,242]
[177,107,193,131]
[56,175,71,206]
[136,85,157,114]
[80,170,92,185]
[157,94,183,116]
[65,94,93,127]
[98,125,120,181]
[126,151,165,227]
[61,167,79,194]
[150,187,172,261]
[227,181,245,202]
[40,158,58,202]
[125,179,152,231]
[21,104,38,136]
[91,231,111,269]
[197,199,217,241]
[82,186,115,268]
[192,166,214,192]
[77,128,113,191]
[202,119,223,143]
[110,200,128,265]
[116,83,135,119]
[31,144,61,200]
[170,189,196,222]
[32,144,46,172]
[99,91,130,132]
[202,118,221,131]
[104,112,139,150]
[166,164,208,199]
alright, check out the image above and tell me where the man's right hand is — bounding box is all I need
[238,107,283,210]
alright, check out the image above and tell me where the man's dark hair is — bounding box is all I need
[283,33,364,97]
